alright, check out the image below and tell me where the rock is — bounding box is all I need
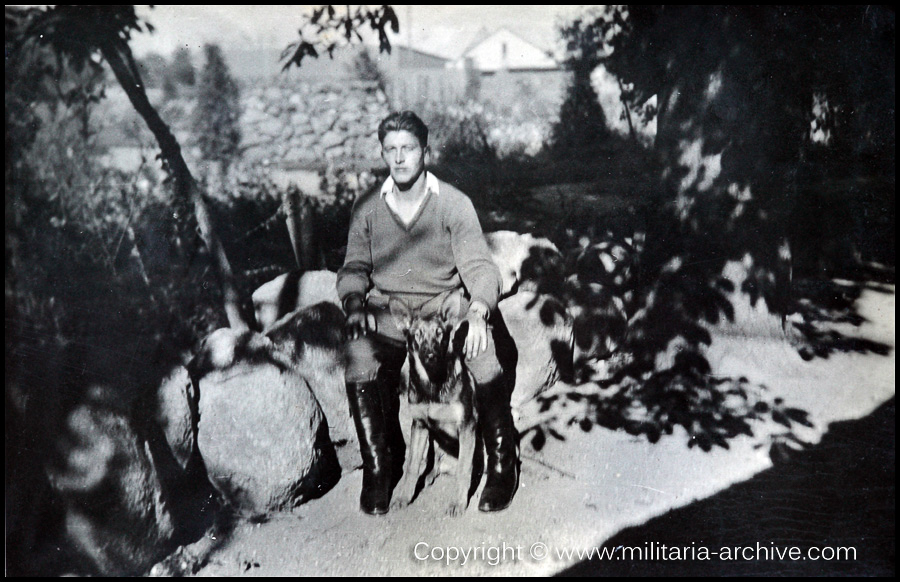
[290,110,311,129]
[497,291,574,414]
[156,366,196,465]
[251,270,340,331]
[282,146,306,165]
[241,108,268,125]
[257,117,284,137]
[310,111,334,135]
[250,273,354,467]
[320,130,345,150]
[265,303,356,469]
[485,230,564,298]
[324,145,346,159]
[297,132,318,150]
[195,361,336,513]
[163,327,340,515]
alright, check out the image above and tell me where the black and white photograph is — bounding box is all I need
[6,5,894,576]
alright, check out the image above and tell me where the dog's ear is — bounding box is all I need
[440,290,463,324]
[389,297,413,332]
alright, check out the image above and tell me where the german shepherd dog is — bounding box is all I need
[388,290,480,517]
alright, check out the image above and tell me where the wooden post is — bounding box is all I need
[283,186,317,271]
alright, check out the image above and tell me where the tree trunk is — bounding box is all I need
[99,38,249,331]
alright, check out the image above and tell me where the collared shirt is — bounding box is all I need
[380,171,441,227]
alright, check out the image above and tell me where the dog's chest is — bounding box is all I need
[406,361,477,430]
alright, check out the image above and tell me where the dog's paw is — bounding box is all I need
[445,501,467,517]
[391,496,411,511]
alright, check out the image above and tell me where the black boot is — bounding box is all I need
[476,375,519,512]
[346,380,392,515]
[377,372,406,489]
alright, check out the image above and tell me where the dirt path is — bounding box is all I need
[189,286,894,577]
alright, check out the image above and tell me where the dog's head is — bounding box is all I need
[390,291,465,388]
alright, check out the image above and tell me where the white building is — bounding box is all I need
[454,27,570,115]
[460,27,559,73]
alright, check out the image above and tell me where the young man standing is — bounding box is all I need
[337,111,519,515]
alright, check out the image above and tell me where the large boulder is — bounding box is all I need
[485,230,564,298]
[264,302,357,469]
[250,272,359,472]
[251,270,340,331]
[497,291,575,416]
[159,327,340,515]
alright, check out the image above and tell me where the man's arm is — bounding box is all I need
[447,192,502,315]
[336,197,374,304]
[446,190,502,359]
[337,197,376,337]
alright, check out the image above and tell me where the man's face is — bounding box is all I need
[381,130,427,188]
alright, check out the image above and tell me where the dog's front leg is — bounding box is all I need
[448,423,477,517]
[391,419,428,510]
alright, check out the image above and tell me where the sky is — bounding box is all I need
[129,5,592,60]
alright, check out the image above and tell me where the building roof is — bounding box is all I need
[460,27,558,72]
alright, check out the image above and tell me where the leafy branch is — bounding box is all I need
[281,4,399,70]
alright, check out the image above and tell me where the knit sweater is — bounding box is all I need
[336,173,502,312]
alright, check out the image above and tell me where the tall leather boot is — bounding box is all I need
[476,375,519,512]
[377,372,406,489]
[346,380,392,515]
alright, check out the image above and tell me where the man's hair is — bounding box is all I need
[378,110,428,147]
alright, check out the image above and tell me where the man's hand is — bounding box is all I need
[344,295,376,340]
[463,300,490,360]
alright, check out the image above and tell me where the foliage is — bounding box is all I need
[170,47,197,87]
[7,5,410,573]
[193,43,242,171]
[12,5,152,68]
[281,5,399,70]
[351,47,387,95]
[12,4,252,330]
[549,76,612,156]
[135,51,168,89]
[428,101,499,163]
[205,167,294,302]
[9,84,223,362]
[549,7,617,156]
[203,163,380,291]
[138,48,195,100]
[313,167,379,270]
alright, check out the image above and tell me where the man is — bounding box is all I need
[337,110,518,515]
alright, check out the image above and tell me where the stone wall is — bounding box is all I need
[96,80,391,176]
[239,79,390,171]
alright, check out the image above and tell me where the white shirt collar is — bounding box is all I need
[380,171,440,198]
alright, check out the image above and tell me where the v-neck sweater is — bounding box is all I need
[337,175,502,312]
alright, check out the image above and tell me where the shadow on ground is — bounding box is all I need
[559,397,895,576]
[791,266,894,361]
[509,226,894,459]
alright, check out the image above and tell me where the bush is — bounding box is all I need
[193,44,241,173]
